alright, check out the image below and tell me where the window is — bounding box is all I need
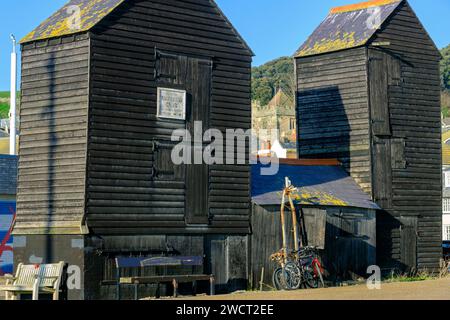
[445,225,450,241]
[445,172,450,188]
[444,198,450,214]
[289,118,296,130]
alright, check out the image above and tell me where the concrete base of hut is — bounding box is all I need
[13,234,249,300]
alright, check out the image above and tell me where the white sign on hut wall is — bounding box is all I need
[157,87,187,120]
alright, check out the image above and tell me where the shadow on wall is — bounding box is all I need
[41,51,56,263]
[297,86,351,174]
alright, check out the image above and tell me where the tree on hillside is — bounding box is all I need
[441,44,450,92]
[252,57,295,105]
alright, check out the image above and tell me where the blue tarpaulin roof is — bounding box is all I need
[251,163,380,210]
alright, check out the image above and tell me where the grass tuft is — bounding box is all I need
[384,269,436,283]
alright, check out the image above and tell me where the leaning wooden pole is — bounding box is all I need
[279,189,288,264]
[288,193,299,252]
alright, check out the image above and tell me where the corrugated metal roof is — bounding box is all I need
[252,163,379,210]
[295,0,403,57]
[21,0,126,43]
[0,155,17,196]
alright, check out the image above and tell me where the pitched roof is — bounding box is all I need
[295,0,403,57]
[20,0,254,55]
[251,163,380,210]
[0,155,18,196]
[21,0,125,43]
[267,90,294,109]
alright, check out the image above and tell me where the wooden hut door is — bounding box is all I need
[369,50,391,136]
[400,216,418,271]
[155,51,212,225]
[372,137,392,209]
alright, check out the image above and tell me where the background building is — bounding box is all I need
[252,90,297,158]
[442,131,450,241]
[0,155,17,275]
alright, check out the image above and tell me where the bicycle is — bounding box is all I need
[270,177,325,291]
[271,247,325,290]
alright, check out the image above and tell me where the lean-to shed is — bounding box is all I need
[295,0,442,272]
[251,160,379,287]
[15,0,253,299]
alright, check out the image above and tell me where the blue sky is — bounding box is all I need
[0,0,449,90]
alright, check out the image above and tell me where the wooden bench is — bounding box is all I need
[115,256,215,300]
[0,262,65,300]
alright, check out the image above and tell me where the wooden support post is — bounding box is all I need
[156,283,161,299]
[288,194,299,252]
[116,269,121,301]
[209,276,215,296]
[172,279,178,298]
[259,268,265,291]
[134,281,139,301]
[192,280,197,296]
[279,190,288,263]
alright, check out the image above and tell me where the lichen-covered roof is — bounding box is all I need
[20,0,254,55]
[20,0,126,43]
[251,163,380,210]
[295,0,403,58]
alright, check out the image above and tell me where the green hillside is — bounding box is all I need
[441,44,450,92]
[0,92,10,119]
[0,92,21,119]
[440,45,450,117]
[252,45,450,116]
[252,57,295,105]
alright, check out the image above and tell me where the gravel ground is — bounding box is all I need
[182,277,450,300]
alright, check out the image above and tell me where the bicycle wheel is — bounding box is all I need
[283,262,302,290]
[303,266,319,289]
[272,267,287,290]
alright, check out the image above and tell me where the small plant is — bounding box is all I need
[439,258,450,278]
[384,268,435,283]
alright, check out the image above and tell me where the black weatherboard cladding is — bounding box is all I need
[16,35,90,234]
[369,1,442,270]
[296,0,442,271]
[86,0,253,234]
[16,0,253,236]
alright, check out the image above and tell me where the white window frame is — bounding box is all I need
[444,198,450,214]
[444,225,450,241]
[445,171,450,188]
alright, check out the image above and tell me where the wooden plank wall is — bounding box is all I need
[86,0,252,235]
[16,35,90,233]
[296,47,372,194]
[370,2,442,271]
[250,204,376,289]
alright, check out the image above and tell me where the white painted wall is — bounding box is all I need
[443,214,450,241]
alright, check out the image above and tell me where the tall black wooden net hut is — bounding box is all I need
[295,0,442,272]
[14,0,253,299]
